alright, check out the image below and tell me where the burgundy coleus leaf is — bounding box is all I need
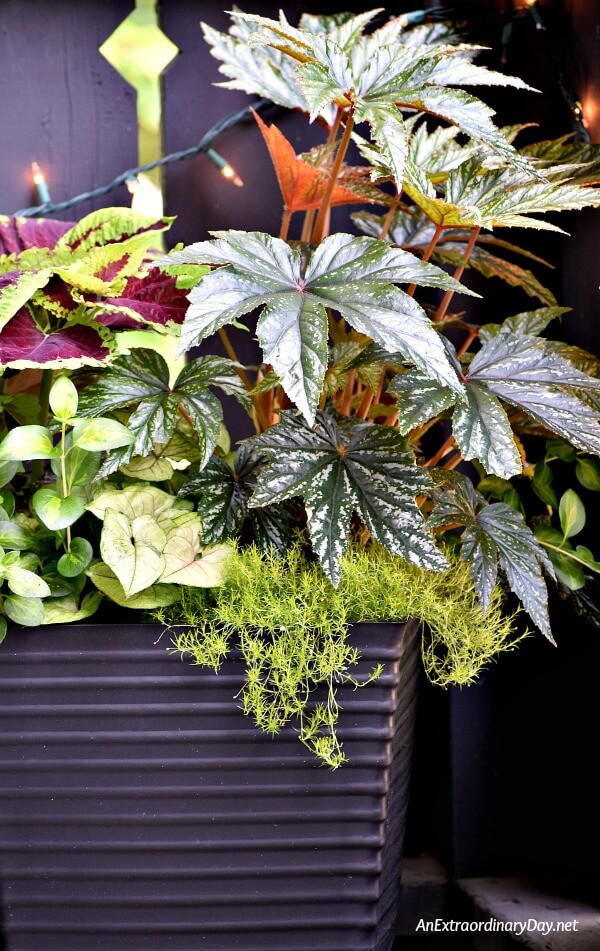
[0,308,110,369]
[0,215,74,255]
[93,267,189,328]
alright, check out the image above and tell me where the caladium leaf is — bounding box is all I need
[42,591,103,625]
[100,509,166,597]
[92,267,195,329]
[87,484,193,526]
[253,112,367,212]
[78,348,245,475]
[0,269,52,332]
[429,471,555,640]
[162,231,470,422]
[161,523,230,587]
[0,309,111,369]
[0,215,74,255]
[248,410,447,585]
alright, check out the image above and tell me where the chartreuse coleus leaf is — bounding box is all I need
[179,444,291,554]
[54,207,173,254]
[78,348,246,476]
[429,471,555,641]
[159,231,471,423]
[237,10,537,185]
[389,333,600,479]
[0,269,52,332]
[247,411,447,585]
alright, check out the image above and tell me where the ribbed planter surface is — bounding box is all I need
[0,621,420,951]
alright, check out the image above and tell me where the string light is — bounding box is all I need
[205,148,244,187]
[14,98,272,218]
[125,173,164,218]
[31,162,51,205]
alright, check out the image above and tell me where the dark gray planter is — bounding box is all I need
[0,620,420,951]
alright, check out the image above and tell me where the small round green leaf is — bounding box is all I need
[0,460,19,488]
[0,614,7,644]
[49,376,79,421]
[3,594,45,626]
[5,566,51,598]
[32,488,85,531]
[558,489,586,539]
[548,549,586,591]
[72,418,135,452]
[576,457,600,492]
[0,521,33,551]
[532,461,558,509]
[0,426,59,461]
[57,538,94,578]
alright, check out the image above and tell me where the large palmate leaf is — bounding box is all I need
[521,136,600,186]
[248,410,447,584]
[353,209,557,304]
[429,472,555,640]
[406,158,600,232]
[237,10,538,185]
[160,231,470,422]
[78,348,246,475]
[389,333,600,478]
[179,443,291,553]
[479,306,570,343]
[0,308,111,369]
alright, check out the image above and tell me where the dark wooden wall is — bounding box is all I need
[0,0,599,901]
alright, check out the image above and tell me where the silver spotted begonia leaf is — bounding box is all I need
[248,410,448,585]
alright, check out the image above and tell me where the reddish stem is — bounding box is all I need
[406,221,445,297]
[434,226,481,323]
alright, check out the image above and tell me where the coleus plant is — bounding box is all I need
[134,5,599,645]
[0,210,237,640]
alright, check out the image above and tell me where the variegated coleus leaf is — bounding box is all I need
[389,333,600,479]
[78,348,248,476]
[428,471,555,641]
[247,410,448,585]
[0,269,52,332]
[0,308,110,369]
[91,267,196,329]
[54,207,173,254]
[0,214,74,256]
[179,444,292,554]
[159,231,472,423]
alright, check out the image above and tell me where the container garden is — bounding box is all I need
[0,620,419,951]
[1,6,600,951]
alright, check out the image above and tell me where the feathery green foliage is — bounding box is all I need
[158,544,521,767]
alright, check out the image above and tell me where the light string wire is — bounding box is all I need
[13,98,273,219]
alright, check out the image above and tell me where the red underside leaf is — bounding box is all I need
[0,215,74,255]
[94,267,189,328]
[0,308,110,368]
[253,111,365,212]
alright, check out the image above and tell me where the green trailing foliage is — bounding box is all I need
[160,544,520,768]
